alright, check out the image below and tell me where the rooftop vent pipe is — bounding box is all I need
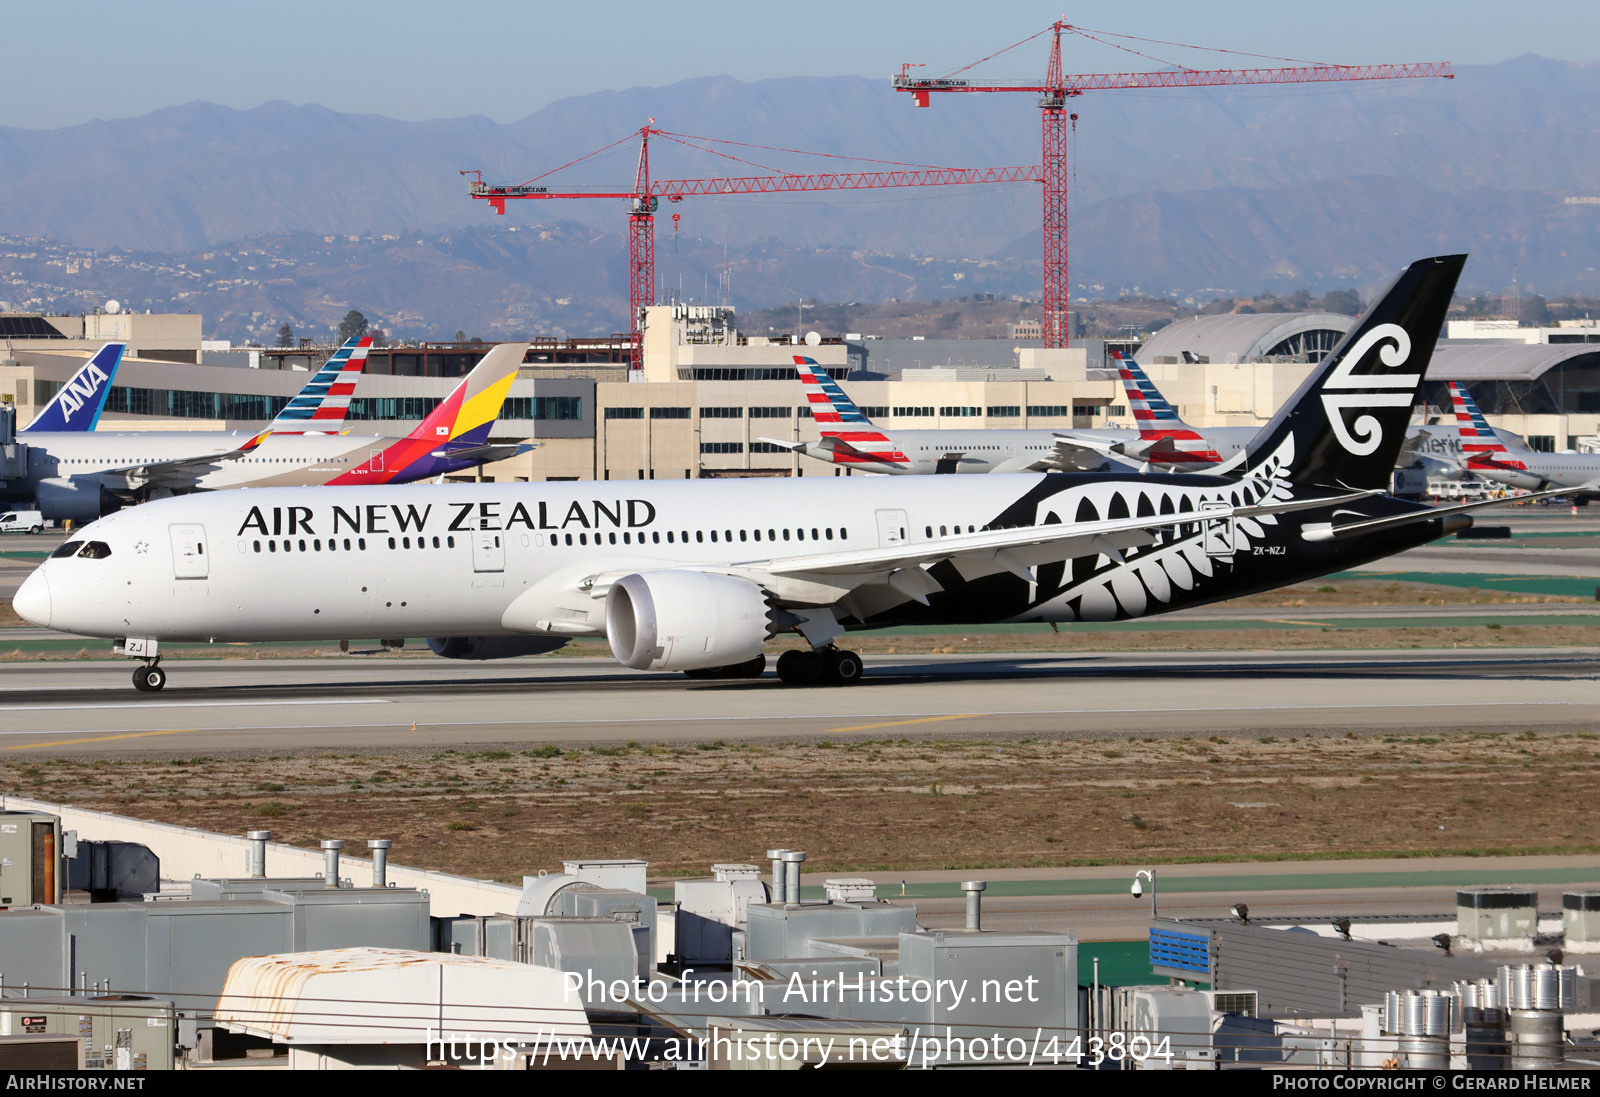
[964,881,987,930]
[782,850,806,904]
[767,849,789,903]
[368,839,391,888]
[320,839,345,887]
[246,831,271,878]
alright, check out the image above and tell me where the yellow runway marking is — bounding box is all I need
[4,728,197,751]
[821,713,979,735]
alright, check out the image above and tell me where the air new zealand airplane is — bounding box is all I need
[16,254,1517,692]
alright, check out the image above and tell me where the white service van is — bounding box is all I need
[0,510,45,534]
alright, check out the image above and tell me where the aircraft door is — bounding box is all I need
[472,531,505,573]
[875,509,908,547]
[170,524,209,579]
[368,447,385,472]
[1200,502,1235,558]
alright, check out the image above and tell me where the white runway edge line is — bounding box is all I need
[1,699,1593,739]
[0,698,390,712]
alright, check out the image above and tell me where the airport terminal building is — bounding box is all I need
[8,306,1600,483]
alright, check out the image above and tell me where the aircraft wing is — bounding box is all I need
[1035,434,1133,472]
[755,488,1377,595]
[98,430,271,493]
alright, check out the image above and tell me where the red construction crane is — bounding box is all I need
[894,22,1454,348]
[466,126,1042,370]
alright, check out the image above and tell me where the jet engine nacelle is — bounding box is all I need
[425,635,571,660]
[35,477,118,523]
[605,570,774,672]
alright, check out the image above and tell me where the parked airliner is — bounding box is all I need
[1447,381,1600,495]
[764,353,1257,474]
[17,256,1531,693]
[1,342,530,522]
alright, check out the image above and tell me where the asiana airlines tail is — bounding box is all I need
[15,255,1539,692]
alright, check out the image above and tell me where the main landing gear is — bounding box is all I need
[132,660,166,692]
[776,646,864,687]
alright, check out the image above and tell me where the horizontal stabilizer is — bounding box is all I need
[1300,488,1569,542]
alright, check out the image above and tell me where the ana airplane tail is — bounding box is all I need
[23,343,124,432]
[1243,254,1465,491]
[268,336,372,433]
[326,342,529,485]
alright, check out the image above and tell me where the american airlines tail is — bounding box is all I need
[22,343,125,432]
[789,356,910,470]
[1449,380,1530,471]
[268,337,372,434]
[1109,350,1223,466]
[325,342,530,485]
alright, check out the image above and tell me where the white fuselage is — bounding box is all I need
[1470,450,1600,492]
[16,430,402,492]
[805,426,1259,474]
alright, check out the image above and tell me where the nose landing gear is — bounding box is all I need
[116,638,166,692]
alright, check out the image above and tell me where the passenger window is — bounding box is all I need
[580,533,588,545]
[269,541,278,553]
[782,529,790,541]
[710,531,718,542]
[388,537,396,549]
[696,531,704,543]
[667,531,674,543]
[925,526,933,538]
[359,538,367,550]
[841,528,848,540]
[652,532,660,544]
[52,541,83,559]
[447,536,455,548]
[609,533,616,545]
[739,530,747,542]
[825,528,833,540]
[940,526,947,536]
[402,537,411,549]
[564,534,572,546]
[253,540,261,553]
[811,528,819,540]
[314,539,321,551]
[769,529,776,541]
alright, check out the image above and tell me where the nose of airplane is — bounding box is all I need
[12,569,52,628]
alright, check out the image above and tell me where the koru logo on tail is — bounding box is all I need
[1319,323,1417,456]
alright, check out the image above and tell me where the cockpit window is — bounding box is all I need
[76,541,113,560]
[51,541,83,559]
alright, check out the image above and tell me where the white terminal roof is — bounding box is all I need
[1137,312,1353,364]
[214,947,591,1045]
[1139,312,1600,383]
[1427,342,1600,382]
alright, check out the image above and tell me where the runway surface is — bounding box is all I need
[0,646,1594,755]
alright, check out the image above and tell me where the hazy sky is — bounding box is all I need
[5,0,1596,130]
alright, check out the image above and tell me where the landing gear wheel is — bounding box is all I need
[132,664,167,692]
[821,648,864,686]
[776,649,822,686]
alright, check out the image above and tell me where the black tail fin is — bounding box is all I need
[1244,254,1465,490]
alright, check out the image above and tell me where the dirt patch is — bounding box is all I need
[8,731,1597,879]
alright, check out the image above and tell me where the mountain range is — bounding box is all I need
[3,56,1599,339]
